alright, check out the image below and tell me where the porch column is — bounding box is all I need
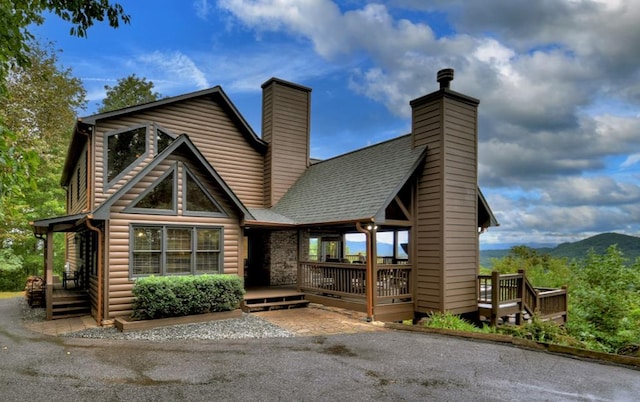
[45,228,54,320]
[357,222,377,321]
[370,227,378,320]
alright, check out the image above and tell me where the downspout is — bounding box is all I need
[356,222,375,321]
[85,216,103,325]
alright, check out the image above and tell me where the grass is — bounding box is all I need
[0,291,24,299]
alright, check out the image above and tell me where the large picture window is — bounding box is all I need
[131,225,222,277]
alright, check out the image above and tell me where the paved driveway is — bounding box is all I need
[1,297,639,401]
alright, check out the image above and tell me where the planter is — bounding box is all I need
[114,309,242,332]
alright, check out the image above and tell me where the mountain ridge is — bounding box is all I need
[481,232,640,267]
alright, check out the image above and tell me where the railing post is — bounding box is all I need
[491,270,500,326]
[516,269,526,325]
[562,285,568,323]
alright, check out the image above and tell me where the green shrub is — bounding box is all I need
[566,246,640,353]
[0,249,26,291]
[422,312,488,333]
[500,315,584,348]
[132,275,244,320]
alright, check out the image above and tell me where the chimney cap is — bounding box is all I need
[437,68,454,89]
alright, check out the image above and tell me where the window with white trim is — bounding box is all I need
[131,225,222,277]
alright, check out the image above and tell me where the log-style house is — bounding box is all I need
[31,69,503,325]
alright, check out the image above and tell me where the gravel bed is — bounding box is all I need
[62,314,295,341]
[17,297,295,341]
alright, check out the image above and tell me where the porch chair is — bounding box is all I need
[62,269,79,289]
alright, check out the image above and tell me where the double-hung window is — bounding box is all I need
[131,225,222,277]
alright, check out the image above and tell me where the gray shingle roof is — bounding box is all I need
[269,135,427,225]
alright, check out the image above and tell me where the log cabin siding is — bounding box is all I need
[102,156,244,319]
[412,92,479,315]
[262,79,310,208]
[91,96,265,210]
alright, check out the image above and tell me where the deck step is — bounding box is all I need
[242,293,309,312]
[51,293,90,320]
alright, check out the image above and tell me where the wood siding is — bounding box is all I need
[69,141,88,215]
[412,93,479,315]
[104,156,243,319]
[91,96,265,209]
[262,79,310,207]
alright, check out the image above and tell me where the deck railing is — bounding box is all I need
[478,270,568,326]
[298,261,413,321]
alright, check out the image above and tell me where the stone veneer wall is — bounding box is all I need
[265,230,299,285]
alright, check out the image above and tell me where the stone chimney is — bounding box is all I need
[261,78,312,208]
[410,69,481,315]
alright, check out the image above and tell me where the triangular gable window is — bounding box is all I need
[184,167,226,216]
[126,166,177,214]
[157,128,175,154]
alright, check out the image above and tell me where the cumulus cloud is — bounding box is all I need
[218,0,640,245]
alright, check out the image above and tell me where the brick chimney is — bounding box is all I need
[261,78,312,208]
[410,69,481,315]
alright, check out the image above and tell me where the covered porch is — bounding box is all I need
[30,213,102,322]
[299,219,414,322]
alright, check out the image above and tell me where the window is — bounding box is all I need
[157,129,174,154]
[131,225,222,277]
[126,166,177,214]
[184,167,225,215]
[106,126,147,184]
[133,169,175,211]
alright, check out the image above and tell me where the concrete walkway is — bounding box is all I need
[23,303,386,337]
[254,304,388,336]
[23,314,98,336]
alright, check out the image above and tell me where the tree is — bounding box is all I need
[488,245,571,288]
[0,0,129,203]
[567,246,640,352]
[0,42,87,288]
[0,0,130,93]
[98,74,161,113]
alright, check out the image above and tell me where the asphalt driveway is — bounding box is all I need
[1,297,638,401]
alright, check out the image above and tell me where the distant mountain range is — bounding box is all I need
[346,241,407,258]
[481,233,640,267]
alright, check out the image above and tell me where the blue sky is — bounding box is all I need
[31,0,640,249]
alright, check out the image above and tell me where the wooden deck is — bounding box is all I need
[478,270,568,326]
[297,261,414,322]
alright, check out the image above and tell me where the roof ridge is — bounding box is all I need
[311,133,412,165]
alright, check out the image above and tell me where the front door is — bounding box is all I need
[244,230,269,287]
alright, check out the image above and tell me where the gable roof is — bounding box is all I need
[248,135,427,226]
[61,86,266,186]
[92,134,253,220]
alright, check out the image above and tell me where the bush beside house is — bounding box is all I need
[132,275,244,320]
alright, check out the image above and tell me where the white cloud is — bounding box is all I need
[621,153,640,168]
[218,0,640,246]
[136,51,210,90]
[194,0,212,20]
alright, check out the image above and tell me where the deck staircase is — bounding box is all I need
[242,287,310,312]
[51,287,90,319]
[478,270,568,326]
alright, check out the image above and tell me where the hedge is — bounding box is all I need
[132,275,245,320]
